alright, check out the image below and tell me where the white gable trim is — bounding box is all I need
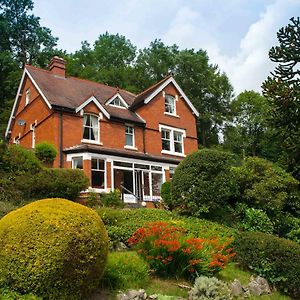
[75,96,110,119]
[105,92,129,109]
[143,77,199,117]
[25,68,52,109]
[5,68,53,138]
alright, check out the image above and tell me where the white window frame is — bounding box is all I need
[159,124,186,156]
[81,113,102,145]
[25,89,30,106]
[124,124,137,150]
[163,92,179,117]
[72,156,83,169]
[106,93,129,109]
[91,157,106,191]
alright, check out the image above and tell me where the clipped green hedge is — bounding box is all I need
[35,142,57,165]
[234,231,300,298]
[97,208,235,249]
[0,198,109,300]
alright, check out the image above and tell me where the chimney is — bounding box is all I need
[48,56,66,77]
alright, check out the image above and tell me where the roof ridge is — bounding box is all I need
[25,64,136,97]
[136,74,172,97]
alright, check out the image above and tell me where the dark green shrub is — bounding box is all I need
[240,208,274,234]
[234,231,300,298]
[100,189,124,208]
[101,251,149,290]
[32,168,89,200]
[35,142,57,165]
[2,144,42,174]
[86,189,102,207]
[0,198,109,300]
[232,157,299,218]
[161,181,172,209]
[171,149,239,217]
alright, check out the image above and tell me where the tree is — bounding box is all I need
[175,49,233,147]
[262,17,300,179]
[67,33,136,90]
[223,91,270,156]
[0,0,58,67]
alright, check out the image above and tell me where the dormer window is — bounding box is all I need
[110,96,126,108]
[83,114,99,142]
[165,94,176,115]
[25,89,30,106]
[106,94,128,109]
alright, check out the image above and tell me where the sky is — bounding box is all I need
[33,0,300,95]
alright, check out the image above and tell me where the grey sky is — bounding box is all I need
[33,0,300,95]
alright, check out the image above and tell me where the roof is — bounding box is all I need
[64,144,182,165]
[25,65,144,124]
[130,75,172,109]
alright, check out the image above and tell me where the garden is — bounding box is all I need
[0,144,300,300]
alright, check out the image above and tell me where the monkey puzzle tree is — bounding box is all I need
[262,17,300,179]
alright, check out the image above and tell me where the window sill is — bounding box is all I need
[124,145,138,151]
[161,150,186,157]
[164,112,180,118]
[81,139,103,145]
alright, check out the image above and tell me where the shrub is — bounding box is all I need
[2,144,42,174]
[128,221,235,279]
[0,198,109,299]
[35,142,57,165]
[171,149,238,217]
[232,157,299,218]
[101,251,149,290]
[161,181,172,209]
[100,189,124,208]
[240,208,274,234]
[0,287,41,299]
[189,276,232,300]
[234,231,300,298]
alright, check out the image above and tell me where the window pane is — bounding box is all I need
[165,95,175,114]
[83,127,90,139]
[162,139,171,151]
[114,169,133,193]
[125,134,133,146]
[92,171,104,188]
[174,142,182,153]
[169,166,176,179]
[174,131,182,141]
[151,165,162,171]
[114,161,133,168]
[152,173,163,196]
[91,158,98,169]
[73,157,83,169]
[135,164,150,170]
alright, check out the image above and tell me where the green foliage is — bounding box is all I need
[35,142,57,164]
[1,144,42,174]
[0,198,109,299]
[262,17,300,180]
[0,287,40,299]
[189,276,232,300]
[234,231,300,298]
[161,181,172,209]
[231,157,299,218]
[101,251,149,290]
[286,217,300,244]
[223,90,281,160]
[86,189,101,207]
[128,221,235,279]
[0,200,17,218]
[100,189,124,208]
[97,208,235,249]
[171,149,239,217]
[240,208,274,234]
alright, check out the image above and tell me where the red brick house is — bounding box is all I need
[6,57,199,203]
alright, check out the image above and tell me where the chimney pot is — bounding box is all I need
[48,56,66,77]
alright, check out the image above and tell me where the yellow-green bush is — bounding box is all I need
[0,198,109,299]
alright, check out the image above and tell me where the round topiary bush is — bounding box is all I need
[0,198,109,300]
